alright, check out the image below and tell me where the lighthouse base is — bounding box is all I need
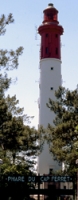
[38,142,61,175]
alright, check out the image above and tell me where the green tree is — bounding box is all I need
[0,12,44,200]
[0,92,43,200]
[0,13,44,176]
[46,86,78,174]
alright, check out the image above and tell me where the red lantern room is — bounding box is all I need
[38,3,64,60]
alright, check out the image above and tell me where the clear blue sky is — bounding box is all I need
[1,0,78,128]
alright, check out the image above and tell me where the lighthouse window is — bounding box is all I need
[49,168,53,175]
[47,13,53,19]
[46,33,48,37]
[55,34,58,38]
[64,186,66,189]
[45,47,49,54]
[51,87,53,90]
[56,48,58,55]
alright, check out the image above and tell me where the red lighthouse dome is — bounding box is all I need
[38,3,64,60]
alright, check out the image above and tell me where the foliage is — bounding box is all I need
[46,86,78,174]
[0,13,44,178]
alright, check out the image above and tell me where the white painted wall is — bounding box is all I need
[38,58,62,175]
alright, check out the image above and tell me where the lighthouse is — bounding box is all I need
[38,3,63,175]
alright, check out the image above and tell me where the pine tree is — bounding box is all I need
[0,13,44,177]
[46,86,78,174]
[0,11,44,200]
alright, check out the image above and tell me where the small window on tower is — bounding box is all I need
[47,13,53,19]
[46,33,48,37]
[45,47,49,54]
[56,48,58,55]
[49,168,53,175]
[51,67,53,70]
[51,87,53,90]
[55,34,58,38]
[64,186,66,189]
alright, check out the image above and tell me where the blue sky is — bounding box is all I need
[1,0,78,128]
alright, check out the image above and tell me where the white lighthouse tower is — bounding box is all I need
[38,3,63,175]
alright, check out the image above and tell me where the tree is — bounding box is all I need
[0,87,44,175]
[0,92,43,200]
[0,14,23,92]
[0,13,44,176]
[46,86,78,174]
[0,12,44,200]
